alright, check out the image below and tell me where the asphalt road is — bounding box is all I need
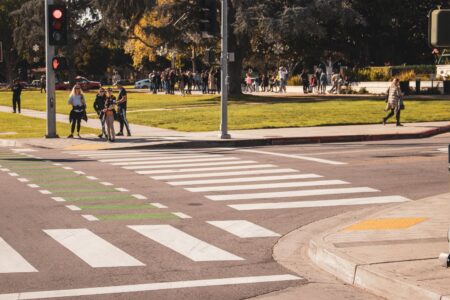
[0,134,448,300]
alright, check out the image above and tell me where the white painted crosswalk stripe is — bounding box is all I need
[77,151,199,158]
[166,174,323,186]
[44,229,144,267]
[128,225,243,261]
[186,180,348,192]
[0,237,37,273]
[239,149,346,165]
[152,168,299,180]
[137,164,276,175]
[207,220,280,238]
[124,160,256,170]
[102,154,223,163]
[0,274,301,299]
[207,187,378,201]
[120,157,240,167]
[228,195,411,210]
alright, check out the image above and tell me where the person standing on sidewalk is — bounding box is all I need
[11,79,22,114]
[104,88,117,142]
[93,88,107,139]
[115,82,131,136]
[68,85,87,138]
[383,78,404,126]
[40,75,46,93]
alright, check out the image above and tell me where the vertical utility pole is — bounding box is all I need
[219,0,231,139]
[45,0,58,138]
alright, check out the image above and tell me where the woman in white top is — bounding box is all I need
[68,84,87,138]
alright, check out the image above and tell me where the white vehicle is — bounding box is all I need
[134,79,151,89]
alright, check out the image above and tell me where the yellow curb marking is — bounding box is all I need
[344,217,427,231]
[64,144,109,151]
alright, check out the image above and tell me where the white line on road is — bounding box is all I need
[168,174,322,186]
[115,188,129,192]
[65,205,81,211]
[0,274,301,299]
[0,237,37,273]
[82,215,99,222]
[207,220,280,238]
[207,187,378,201]
[172,212,192,219]
[74,171,85,175]
[86,176,98,180]
[0,168,10,172]
[128,225,243,261]
[137,164,276,175]
[151,203,167,209]
[39,190,52,195]
[8,172,19,177]
[77,151,199,158]
[438,147,448,153]
[239,149,346,165]
[51,197,66,202]
[100,182,113,186]
[27,184,39,188]
[52,163,62,166]
[116,157,241,167]
[229,195,411,210]
[132,194,147,200]
[17,178,29,183]
[12,149,36,152]
[124,160,256,170]
[103,154,223,163]
[186,180,348,193]
[63,167,73,170]
[44,229,144,267]
[152,169,299,180]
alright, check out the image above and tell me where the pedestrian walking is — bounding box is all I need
[329,72,339,94]
[315,68,322,93]
[383,78,404,126]
[208,69,216,94]
[278,67,288,93]
[310,74,317,94]
[300,69,309,94]
[40,75,46,93]
[11,79,22,114]
[319,71,327,94]
[115,82,131,136]
[68,85,87,138]
[104,88,117,142]
[93,87,107,139]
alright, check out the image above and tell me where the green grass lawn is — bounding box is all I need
[1,90,449,131]
[0,111,99,139]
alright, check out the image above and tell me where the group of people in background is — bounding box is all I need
[244,67,350,95]
[148,68,220,95]
[67,82,131,141]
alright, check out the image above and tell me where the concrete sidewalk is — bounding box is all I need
[302,193,450,300]
[1,105,450,150]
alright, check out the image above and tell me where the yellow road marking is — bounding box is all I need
[344,217,426,231]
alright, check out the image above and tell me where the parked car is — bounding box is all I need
[116,79,134,86]
[134,79,151,89]
[56,80,69,90]
[75,76,101,90]
[31,80,41,87]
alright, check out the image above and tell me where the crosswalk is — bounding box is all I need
[0,219,278,273]
[67,149,412,211]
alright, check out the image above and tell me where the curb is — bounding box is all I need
[306,196,450,300]
[111,124,450,150]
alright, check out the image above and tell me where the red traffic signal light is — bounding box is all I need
[48,5,67,46]
[52,57,68,71]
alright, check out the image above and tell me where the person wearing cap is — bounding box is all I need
[115,82,131,136]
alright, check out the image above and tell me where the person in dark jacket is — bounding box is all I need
[11,79,22,114]
[93,88,107,138]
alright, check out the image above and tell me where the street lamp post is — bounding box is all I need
[219,0,231,139]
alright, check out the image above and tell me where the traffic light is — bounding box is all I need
[48,5,67,46]
[200,0,217,37]
[429,9,450,47]
[52,57,68,71]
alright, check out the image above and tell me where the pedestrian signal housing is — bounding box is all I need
[429,9,450,47]
[52,57,68,71]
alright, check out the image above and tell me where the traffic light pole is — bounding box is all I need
[219,0,231,139]
[45,0,58,138]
